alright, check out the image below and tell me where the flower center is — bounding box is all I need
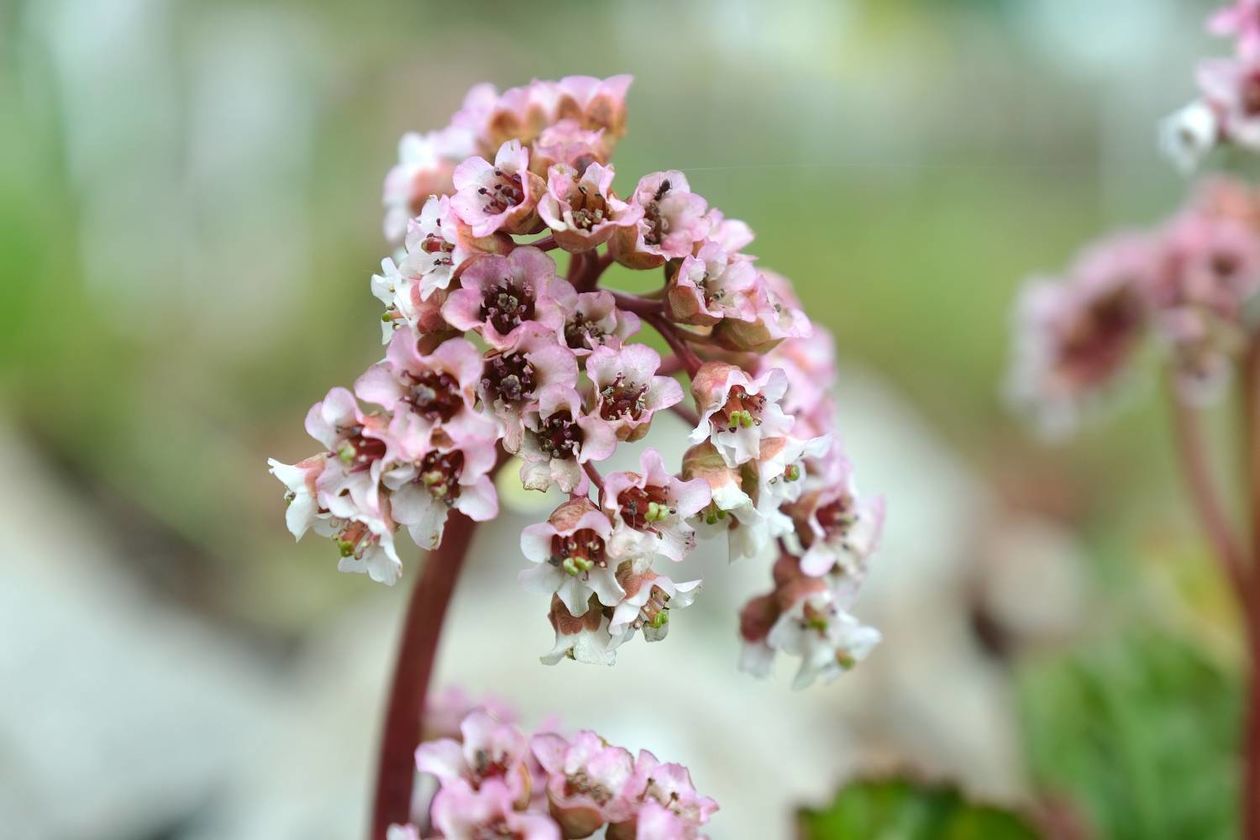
[405,369,464,421]
[565,770,615,805]
[599,374,648,420]
[714,385,766,432]
[564,312,608,350]
[568,184,609,230]
[418,229,454,272]
[815,496,856,541]
[642,179,672,246]
[550,527,607,576]
[617,484,673,531]
[336,426,387,472]
[478,167,525,215]
[482,351,537,404]
[536,411,583,459]
[1060,286,1143,383]
[480,279,536,335]
[334,520,376,558]
[418,449,464,504]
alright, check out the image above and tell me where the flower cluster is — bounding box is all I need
[1008,177,1260,435]
[1162,1,1260,171]
[270,75,884,685]
[388,700,716,840]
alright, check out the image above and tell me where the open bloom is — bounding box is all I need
[612,171,710,268]
[416,709,533,804]
[558,288,641,356]
[387,438,499,550]
[451,140,546,237]
[666,241,758,326]
[442,246,569,350]
[538,162,641,252]
[586,345,683,442]
[789,462,885,577]
[689,363,794,466]
[519,385,617,493]
[608,566,701,642]
[479,333,578,452]
[602,448,710,562]
[519,498,624,616]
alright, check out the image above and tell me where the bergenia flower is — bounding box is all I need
[430,779,560,840]
[1197,56,1260,152]
[442,246,569,350]
[585,344,684,442]
[1209,0,1260,57]
[416,709,532,804]
[531,731,637,835]
[272,74,886,694]
[1159,101,1220,174]
[519,384,617,493]
[538,162,641,252]
[451,139,546,237]
[612,170,710,268]
[602,448,710,562]
[689,363,794,466]
[519,498,625,616]
[557,287,641,356]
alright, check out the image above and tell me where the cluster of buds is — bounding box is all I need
[1008,177,1260,435]
[387,697,716,840]
[269,75,884,685]
[1162,1,1260,171]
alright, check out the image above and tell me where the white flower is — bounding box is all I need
[1159,101,1218,174]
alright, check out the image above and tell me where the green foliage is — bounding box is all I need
[1017,631,1240,840]
[797,777,1039,840]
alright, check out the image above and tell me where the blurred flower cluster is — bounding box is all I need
[270,75,884,687]
[1008,178,1260,435]
[1163,1,1260,170]
[388,690,716,840]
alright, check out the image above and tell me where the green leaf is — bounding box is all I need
[797,777,1039,840]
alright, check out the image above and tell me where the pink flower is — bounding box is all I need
[789,461,884,578]
[557,288,641,356]
[430,779,560,840]
[381,126,471,241]
[608,567,701,642]
[1209,0,1260,57]
[612,171,710,269]
[532,731,637,834]
[760,327,839,440]
[586,345,684,442]
[355,332,498,451]
[602,448,710,562]
[387,438,499,550]
[451,140,546,237]
[666,241,758,326]
[519,498,625,616]
[681,441,767,562]
[542,594,629,666]
[416,709,532,805]
[442,247,569,350]
[704,208,754,252]
[267,455,325,540]
[688,363,794,466]
[519,385,617,493]
[1198,56,1260,151]
[552,74,634,147]
[480,333,579,452]
[622,750,718,831]
[399,195,510,303]
[713,269,812,352]
[538,162,641,252]
[1006,233,1153,436]
[423,686,518,742]
[532,120,607,173]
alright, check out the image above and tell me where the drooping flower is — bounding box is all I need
[608,566,701,642]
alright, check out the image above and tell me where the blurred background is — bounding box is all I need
[0,0,1245,837]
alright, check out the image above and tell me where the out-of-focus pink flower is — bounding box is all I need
[531,120,607,174]
[713,269,812,352]
[612,171,710,269]
[416,709,533,805]
[1209,0,1260,56]
[622,749,718,832]
[538,163,641,252]
[430,779,560,840]
[789,461,884,578]
[442,247,569,350]
[382,126,472,241]
[532,731,637,834]
[586,345,683,442]
[451,140,546,237]
[1198,56,1260,151]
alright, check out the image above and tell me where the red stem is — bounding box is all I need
[644,313,703,377]
[369,510,480,838]
[1242,344,1260,840]
[610,290,666,317]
